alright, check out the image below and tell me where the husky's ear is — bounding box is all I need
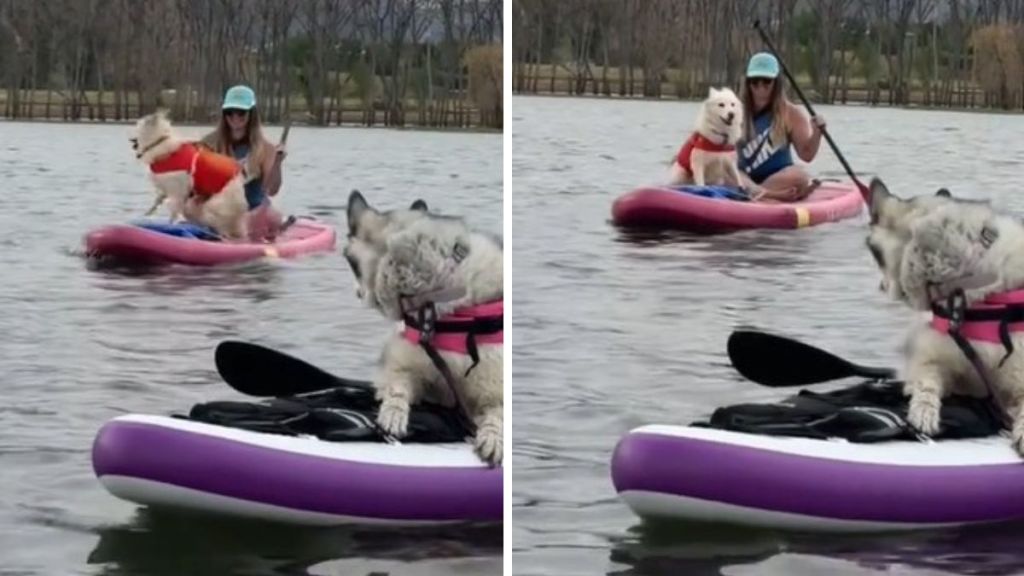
[868,178,892,221]
[347,189,369,232]
[410,199,428,212]
[935,188,952,198]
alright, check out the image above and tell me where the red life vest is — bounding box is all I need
[675,132,736,174]
[150,143,241,196]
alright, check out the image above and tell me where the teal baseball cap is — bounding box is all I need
[222,85,256,110]
[746,52,780,79]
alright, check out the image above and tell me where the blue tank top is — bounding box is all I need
[230,143,265,210]
[737,112,793,184]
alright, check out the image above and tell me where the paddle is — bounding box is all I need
[727,329,895,387]
[752,20,869,201]
[214,340,372,397]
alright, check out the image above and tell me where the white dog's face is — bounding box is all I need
[131,110,172,161]
[866,178,958,302]
[343,190,428,311]
[700,87,744,143]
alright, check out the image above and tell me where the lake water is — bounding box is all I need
[0,121,502,576]
[509,95,1024,576]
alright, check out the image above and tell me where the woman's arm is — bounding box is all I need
[261,138,284,197]
[787,103,824,163]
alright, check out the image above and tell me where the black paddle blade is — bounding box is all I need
[214,340,371,397]
[727,330,895,387]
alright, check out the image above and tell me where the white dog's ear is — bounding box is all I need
[708,87,718,98]
[347,189,369,232]
[155,108,170,120]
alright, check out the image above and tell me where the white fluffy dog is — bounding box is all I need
[866,177,1024,453]
[343,191,503,466]
[132,110,250,240]
[667,87,745,187]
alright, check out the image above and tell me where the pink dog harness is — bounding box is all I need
[403,300,503,355]
[931,289,1024,346]
[929,288,1024,429]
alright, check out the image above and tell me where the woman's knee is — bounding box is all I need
[762,166,810,190]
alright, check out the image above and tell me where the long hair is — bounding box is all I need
[210,107,268,163]
[741,76,789,145]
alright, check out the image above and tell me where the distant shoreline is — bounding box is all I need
[0,116,501,134]
[510,90,1024,117]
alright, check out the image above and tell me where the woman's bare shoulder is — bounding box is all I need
[785,100,808,121]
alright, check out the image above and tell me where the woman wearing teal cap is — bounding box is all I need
[737,52,826,202]
[200,85,287,240]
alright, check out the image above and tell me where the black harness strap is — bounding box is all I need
[931,291,1024,367]
[932,289,1012,429]
[404,305,503,377]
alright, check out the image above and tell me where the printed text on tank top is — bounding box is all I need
[741,121,784,173]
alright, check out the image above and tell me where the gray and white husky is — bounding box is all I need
[866,177,1024,453]
[342,191,503,466]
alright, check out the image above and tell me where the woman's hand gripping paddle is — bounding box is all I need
[264,123,290,198]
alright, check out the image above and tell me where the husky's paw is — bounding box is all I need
[473,425,503,468]
[907,392,942,436]
[1011,428,1024,457]
[1011,417,1024,457]
[376,398,410,438]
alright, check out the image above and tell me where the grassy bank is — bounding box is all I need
[513,63,990,110]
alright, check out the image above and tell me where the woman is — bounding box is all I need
[737,52,826,202]
[200,85,288,241]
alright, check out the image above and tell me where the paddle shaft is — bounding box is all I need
[752,20,868,199]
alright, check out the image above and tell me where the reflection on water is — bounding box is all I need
[609,520,1024,576]
[87,509,501,576]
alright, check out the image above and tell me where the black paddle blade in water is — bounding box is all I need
[214,341,372,397]
[727,330,895,387]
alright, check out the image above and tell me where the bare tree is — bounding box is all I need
[0,0,501,128]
